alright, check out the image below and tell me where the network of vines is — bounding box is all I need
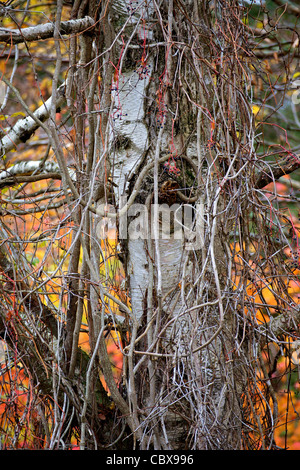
[0,0,299,450]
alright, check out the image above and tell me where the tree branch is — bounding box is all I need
[255,153,300,189]
[0,246,59,337]
[271,0,299,15]
[259,305,300,347]
[0,172,63,189]
[0,16,95,45]
[0,83,66,155]
[0,160,76,188]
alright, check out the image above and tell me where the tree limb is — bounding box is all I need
[0,246,59,337]
[0,172,63,189]
[0,160,76,188]
[271,0,299,15]
[0,83,66,155]
[0,244,111,410]
[0,16,95,45]
[259,305,300,347]
[255,153,300,189]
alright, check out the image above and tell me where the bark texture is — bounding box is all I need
[104,0,252,449]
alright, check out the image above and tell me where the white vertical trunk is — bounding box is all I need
[109,68,150,200]
[103,0,247,450]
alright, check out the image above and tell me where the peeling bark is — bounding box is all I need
[0,83,65,155]
[0,16,95,45]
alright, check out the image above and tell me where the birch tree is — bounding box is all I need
[0,0,300,450]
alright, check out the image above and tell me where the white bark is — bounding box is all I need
[0,16,95,45]
[109,68,151,201]
[0,83,65,156]
[0,159,76,183]
[109,62,152,322]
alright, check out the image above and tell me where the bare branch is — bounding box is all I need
[0,83,65,155]
[272,0,299,15]
[0,160,76,188]
[0,246,59,337]
[0,16,95,45]
[255,153,300,189]
[259,306,300,345]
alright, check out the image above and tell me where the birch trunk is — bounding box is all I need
[101,0,250,449]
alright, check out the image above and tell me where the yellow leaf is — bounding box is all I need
[10,111,26,118]
[251,104,260,116]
